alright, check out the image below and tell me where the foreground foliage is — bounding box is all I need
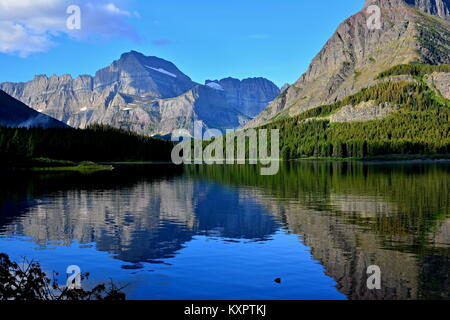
[0,253,126,300]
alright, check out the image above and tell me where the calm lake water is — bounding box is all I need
[0,162,449,300]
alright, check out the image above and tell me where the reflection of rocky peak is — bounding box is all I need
[185,163,450,300]
[0,171,278,263]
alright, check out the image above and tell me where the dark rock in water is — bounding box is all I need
[274,278,281,284]
[121,263,144,270]
[143,259,166,264]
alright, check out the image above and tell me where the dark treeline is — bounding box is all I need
[261,79,450,159]
[0,124,174,163]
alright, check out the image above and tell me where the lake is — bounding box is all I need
[0,161,449,300]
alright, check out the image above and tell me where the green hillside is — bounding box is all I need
[260,64,450,159]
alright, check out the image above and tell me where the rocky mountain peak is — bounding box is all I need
[247,0,450,128]
[364,0,450,20]
[93,51,197,98]
[0,52,280,136]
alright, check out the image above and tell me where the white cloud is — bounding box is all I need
[104,3,131,16]
[0,0,139,57]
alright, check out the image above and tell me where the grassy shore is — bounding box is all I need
[32,162,113,172]
[5,158,114,172]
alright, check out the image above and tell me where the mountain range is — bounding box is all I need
[0,0,448,160]
[0,51,279,135]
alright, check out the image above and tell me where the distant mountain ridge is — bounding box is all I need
[0,90,68,129]
[0,51,279,135]
[205,77,280,118]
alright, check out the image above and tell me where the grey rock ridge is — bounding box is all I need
[247,0,450,128]
[365,0,450,21]
[0,90,68,129]
[0,51,279,136]
[205,77,280,118]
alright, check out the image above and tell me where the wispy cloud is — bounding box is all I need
[0,0,140,57]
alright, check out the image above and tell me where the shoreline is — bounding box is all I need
[1,154,450,171]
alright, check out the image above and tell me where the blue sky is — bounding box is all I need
[0,0,364,87]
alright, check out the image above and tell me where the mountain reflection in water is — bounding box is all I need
[0,162,449,300]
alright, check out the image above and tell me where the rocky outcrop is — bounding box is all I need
[425,72,450,98]
[369,0,450,21]
[330,101,398,123]
[247,0,450,128]
[0,51,279,136]
[0,90,68,128]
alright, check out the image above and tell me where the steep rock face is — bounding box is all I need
[0,51,278,136]
[368,0,450,20]
[66,84,252,136]
[93,51,197,98]
[155,84,251,134]
[0,90,68,128]
[247,0,450,127]
[205,77,280,118]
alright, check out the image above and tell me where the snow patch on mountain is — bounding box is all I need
[145,66,177,78]
[206,82,224,91]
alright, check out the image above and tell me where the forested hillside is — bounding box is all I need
[261,65,450,159]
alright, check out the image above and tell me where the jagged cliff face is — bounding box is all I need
[0,51,197,123]
[0,51,279,136]
[93,51,196,98]
[206,77,281,118]
[248,0,450,127]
